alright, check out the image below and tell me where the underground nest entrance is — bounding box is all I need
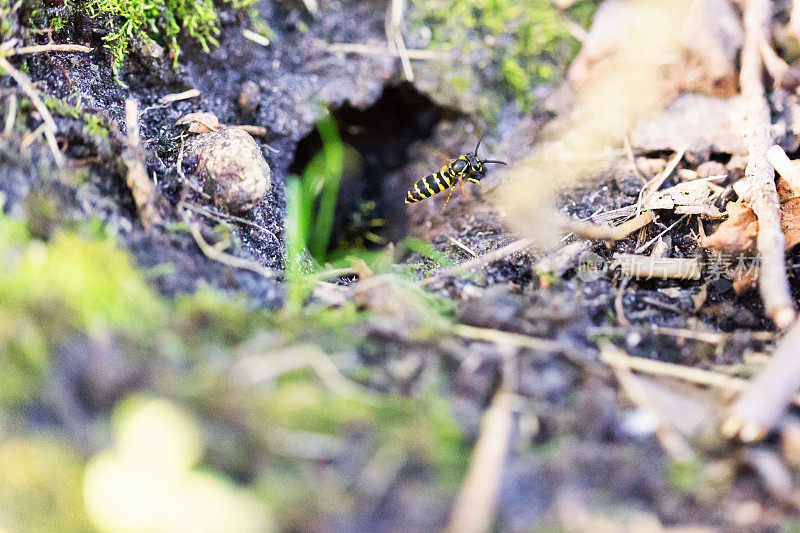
[289,83,453,259]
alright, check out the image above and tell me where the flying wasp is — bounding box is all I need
[405,136,507,211]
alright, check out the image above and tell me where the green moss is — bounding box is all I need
[83,0,224,72]
[43,95,110,140]
[0,212,166,405]
[247,378,469,526]
[411,0,596,114]
[175,287,267,348]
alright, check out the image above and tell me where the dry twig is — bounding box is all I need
[158,89,200,104]
[767,144,800,196]
[723,318,800,442]
[452,323,563,352]
[0,54,63,166]
[420,237,537,286]
[385,0,414,81]
[562,211,655,241]
[123,99,161,229]
[446,390,518,533]
[2,43,92,56]
[181,208,278,279]
[327,42,443,60]
[736,0,795,328]
[600,343,696,462]
[3,93,16,136]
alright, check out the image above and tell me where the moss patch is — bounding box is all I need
[80,0,253,71]
[410,0,596,116]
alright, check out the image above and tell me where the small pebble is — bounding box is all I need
[239,81,261,114]
[696,160,728,180]
[185,128,271,212]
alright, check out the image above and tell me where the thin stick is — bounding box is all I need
[634,216,687,254]
[767,144,800,196]
[232,124,267,136]
[448,236,478,257]
[20,122,46,149]
[723,318,800,442]
[386,0,414,81]
[637,146,687,213]
[446,390,517,533]
[588,324,776,345]
[420,237,537,285]
[0,55,63,166]
[2,43,93,56]
[562,211,655,241]
[181,208,279,279]
[3,93,16,136]
[452,323,563,352]
[737,0,796,329]
[159,89,200,104]
[326,42,443,60]
[182,202,279,245]
[123,99,161,229]
[623,135,646,184]
[600,343,695,462]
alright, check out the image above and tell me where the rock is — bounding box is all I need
[696,160,728,180]
[185,128,271,212]
[238,81,261,114]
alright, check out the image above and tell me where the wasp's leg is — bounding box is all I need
[459,179,466,200]
[441,186,456,212]
[467,178,485,191]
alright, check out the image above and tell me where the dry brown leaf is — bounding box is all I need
[778,176,800,250]
[701,178,800,293]
[701,202,759,256]
[176,112,223,133]
[701,202,760,294]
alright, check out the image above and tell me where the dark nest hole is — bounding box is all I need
[289,82,455,254]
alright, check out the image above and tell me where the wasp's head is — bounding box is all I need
[466,153,486,177]
[472,135,507,177]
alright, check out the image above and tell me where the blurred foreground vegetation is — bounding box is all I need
[0,206,468,531]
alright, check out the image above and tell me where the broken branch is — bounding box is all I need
[123,99,161,229]
[737,0,795,328]
[2,43,92,56]
[767,144,800,196]
[722,318,800,442]
[0,54,63,166]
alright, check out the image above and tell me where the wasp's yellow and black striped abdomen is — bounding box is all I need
[404,140,506,208]
[405,164,455,203]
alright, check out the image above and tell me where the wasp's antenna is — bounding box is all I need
[474,134,484,156]
[482,159,507,165]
